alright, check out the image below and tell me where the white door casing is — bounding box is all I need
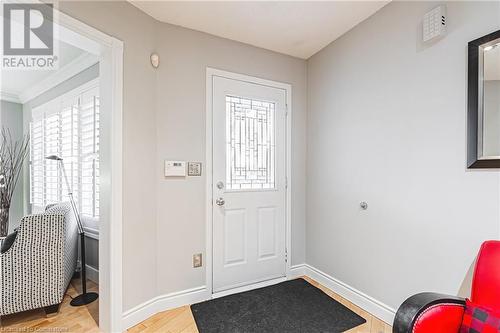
[35,6,124,332]
[211,74,288,293]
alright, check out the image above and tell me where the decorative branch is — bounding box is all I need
[0,127,30,209]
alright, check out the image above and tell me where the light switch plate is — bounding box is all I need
[187,162,202,176]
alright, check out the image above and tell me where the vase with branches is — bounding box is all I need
[0,128,30,238]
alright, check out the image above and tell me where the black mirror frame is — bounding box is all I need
[467,29,500,169]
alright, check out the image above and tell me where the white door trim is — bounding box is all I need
[205,68,292,297]
[56,11,124,333]
[13,2,124,331]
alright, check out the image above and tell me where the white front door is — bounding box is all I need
[212,74,287,293]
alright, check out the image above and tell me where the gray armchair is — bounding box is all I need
[0,203,78,316]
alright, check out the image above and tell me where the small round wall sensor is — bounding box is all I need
[360,202,368,210]
[150,53,160,68]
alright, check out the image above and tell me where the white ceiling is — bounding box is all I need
[129,1,390,59]
[1,41,86,99]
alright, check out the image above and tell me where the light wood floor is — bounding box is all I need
[1,276,392,333]
[0,277,99,332]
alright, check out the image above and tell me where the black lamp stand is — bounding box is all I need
[45,155,98,307]
[71,232,99,306]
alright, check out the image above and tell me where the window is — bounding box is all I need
[30,80,99,220]
[225,95,276,190]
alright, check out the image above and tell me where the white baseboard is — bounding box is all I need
[122,286,209,331]
[121,264,396,330]
[86,264,99,284]
[303,264,396,325]
[289,264,306,278]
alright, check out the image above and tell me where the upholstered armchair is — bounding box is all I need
[393,240,500,332]
[0,203,78,316]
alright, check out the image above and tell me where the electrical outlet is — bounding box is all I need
[193,253,202,268]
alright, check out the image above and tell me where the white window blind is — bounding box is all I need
[30,80,99,221]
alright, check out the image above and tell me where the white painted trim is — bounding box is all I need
[84,227,99,240]
[52,7,124,333]
[288,264,306,279]
[104,38,124,333]
[19,53,99,104]
[57,18,113,50]
[285,78,292,279]
[122,277,288,330]
[213,277,287,299]
[205,67,293,297]
[303,264,396,325]
[207,68,293,91]
[122,286,209,330]
[86,264,99,284]
[0,92,21,103]
[205,70,214,301]
[57,22,102,56]
[120,263,395,330]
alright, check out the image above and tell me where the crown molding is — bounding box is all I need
[0,91,22,104]
[18,53,99,104]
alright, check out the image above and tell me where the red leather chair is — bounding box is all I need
[393,240,500,332]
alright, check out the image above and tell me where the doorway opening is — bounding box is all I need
[0,6,123,332]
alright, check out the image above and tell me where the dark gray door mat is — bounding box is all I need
[191,278,367,332]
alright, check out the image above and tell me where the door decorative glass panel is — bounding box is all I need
[225,95,275,190]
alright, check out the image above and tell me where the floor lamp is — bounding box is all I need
[45,155,98,306]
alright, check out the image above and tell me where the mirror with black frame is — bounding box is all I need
[468,30,500,168]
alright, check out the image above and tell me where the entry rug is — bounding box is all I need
[191,278,366,333]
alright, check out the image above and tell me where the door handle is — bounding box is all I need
[215,197,225,206]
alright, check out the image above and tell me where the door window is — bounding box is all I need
[225,95,275,190]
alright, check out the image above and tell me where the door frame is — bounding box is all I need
[12,2,124,331]
[205,68,292,297]
[52,11,124,333]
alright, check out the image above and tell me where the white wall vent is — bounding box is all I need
[423,5,447,42]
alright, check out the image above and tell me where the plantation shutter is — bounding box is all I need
[79,86,99,218]
[29,119,44,210]
[29,80,99,220]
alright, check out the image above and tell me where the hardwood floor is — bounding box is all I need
[0,278,99,332]
[128,276,392,333]
[1,276,392,333]
[304,277,392,333]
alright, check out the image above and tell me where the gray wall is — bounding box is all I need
[84,236,99,283]
[58,0,307,311]
[56,0,500,318]
[306,0,500,311]
[0,100,24,232]
[58,1,170,311]
[154,16,307,296]
[59,1,168,310]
